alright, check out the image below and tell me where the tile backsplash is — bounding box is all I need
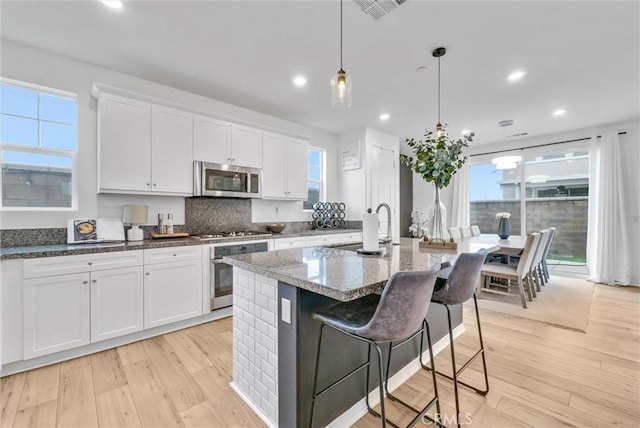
[1,198,361,247]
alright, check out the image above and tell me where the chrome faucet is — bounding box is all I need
[375,203,393,245]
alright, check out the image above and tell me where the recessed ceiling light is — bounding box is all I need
[293,76,307,87]
[553,109,566,116]
[461,129,471,136]
[101,0,123,9]
[379,113,390,121]
[507,71,526,81]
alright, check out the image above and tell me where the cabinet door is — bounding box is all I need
[91,267,144,342]
[231,124,262,168]
[261,132,287,198]
[24,273,90,359]
[194,115,231,164]
[286,138,309,199]
[144,260,202,329]
[151,105,194,194]
[98,94,152,193]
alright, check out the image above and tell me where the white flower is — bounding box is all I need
[496,212,511,219]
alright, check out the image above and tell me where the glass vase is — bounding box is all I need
[428,186,447,242]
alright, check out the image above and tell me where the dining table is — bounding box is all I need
[461,233,527,256]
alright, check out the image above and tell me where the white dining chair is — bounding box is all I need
[471,225,481,236]
[480,232,541,308]
[447,227,462,239]
[460,227,472,238]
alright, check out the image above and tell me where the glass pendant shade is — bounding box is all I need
[331,69,352,109]
[435,122,446,138]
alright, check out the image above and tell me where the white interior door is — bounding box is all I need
[370,145,396,239]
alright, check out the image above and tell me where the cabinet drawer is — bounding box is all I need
[24,250,143,279]
[144,245,202,265]
[273,237,307,250]
[305,235,338,247]
[332,233,362,245]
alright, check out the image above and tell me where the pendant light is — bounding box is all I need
[331,0,352,109]
[432,47,446,137]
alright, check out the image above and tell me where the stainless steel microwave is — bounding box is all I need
[194,161,261,198]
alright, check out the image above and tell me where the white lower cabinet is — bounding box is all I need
[91,266,144,342]
[23,273,91,359]
[21,251,145,359]
[143,247,202,329]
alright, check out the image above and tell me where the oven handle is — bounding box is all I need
[212,258,226,264]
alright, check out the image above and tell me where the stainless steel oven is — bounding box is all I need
[194,161,261,198]
[210,240,270,309]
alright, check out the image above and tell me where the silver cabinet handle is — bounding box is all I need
[153,183,157,186]
[146,182,150,186]
[87,262,93,266]
[173,253,177,257]
[83,280,89,284]
[146,272,150,276]
[92,279,97,283]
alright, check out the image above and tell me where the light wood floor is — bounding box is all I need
[2,282,639,428]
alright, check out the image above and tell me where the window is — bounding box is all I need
[470,146,590,263]
[303,147,324,210]
[0,79,77,209]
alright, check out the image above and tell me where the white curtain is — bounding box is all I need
[587,132,633,285]
[450,161,470,227]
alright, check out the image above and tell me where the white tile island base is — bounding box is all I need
[232,268,279,426]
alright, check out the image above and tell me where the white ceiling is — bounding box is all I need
[1,1,638,145]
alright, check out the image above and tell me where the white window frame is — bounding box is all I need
[0,77,78,211]
[303,147,325,211]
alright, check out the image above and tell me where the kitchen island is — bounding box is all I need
[224,237,497,427]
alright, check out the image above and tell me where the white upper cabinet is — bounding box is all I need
[151,105,193,194]
[98,94,152,193]
[194,118,262,168]
[193,115,231,164]
[230,124,263,168]
[98,93,193,196]
[262,132,308,200]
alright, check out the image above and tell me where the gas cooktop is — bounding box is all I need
[195,231,272,242]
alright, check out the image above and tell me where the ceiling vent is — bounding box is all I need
[354,0,408,20]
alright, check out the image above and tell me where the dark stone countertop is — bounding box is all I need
[269,228,361,239]
[224,237,498,302]
[0,237,203,260]
[0,229,363,260]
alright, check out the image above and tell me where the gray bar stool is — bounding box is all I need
[309,268,442,428]
[420,250,489,428]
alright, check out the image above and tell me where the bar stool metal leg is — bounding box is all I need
[383,323,442,427]
[420,295,489,428]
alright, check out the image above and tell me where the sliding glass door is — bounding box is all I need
[470,143,590,262]
[470,161,521,235]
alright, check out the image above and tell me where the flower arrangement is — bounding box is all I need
[496,212,511,219]
[400,125,472,189]
[408,210,429,238]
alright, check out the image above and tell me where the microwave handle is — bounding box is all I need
[193,161,203,196]
[246,173,251,193]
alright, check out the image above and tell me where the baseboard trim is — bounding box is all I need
[327,324,465,428]
[230,381,277,428]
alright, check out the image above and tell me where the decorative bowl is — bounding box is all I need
[266,223,286,233]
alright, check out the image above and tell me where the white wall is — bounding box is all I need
[337,129,367,221]
[0,40,340,229]
[337,128,401,240]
